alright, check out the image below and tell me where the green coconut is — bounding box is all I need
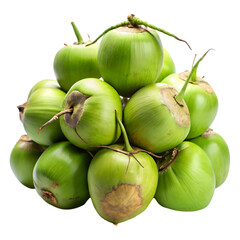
[88,111,159,224]
[33,141,91,209]
[155,141,215,211]
[10,135,46,188]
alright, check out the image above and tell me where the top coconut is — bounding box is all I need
[97,26,163,97]
[88,14,191,97]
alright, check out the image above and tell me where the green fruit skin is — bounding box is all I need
[123,83,190,154]
[10,135,45,188]
[190,131,230,188]
[33,141,91,209]
[23,88,66,146]
[162,73,218,139]
[59,78,122,151]
[156,48,176,82]
[97,27,163,97]
[54,43,101,92]
[155,141,215,211]
[88,145,158,224]
[28,79,61,99]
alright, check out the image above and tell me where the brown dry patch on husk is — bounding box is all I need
[160,86,190,127]
[42,190,58,205]
[101,183,142,223]
[179,71,214,94]
[116,25,147,33]
[17,102,27,121]
[201,128,215,138]
[64,90,89,129]
[20,134,32,142]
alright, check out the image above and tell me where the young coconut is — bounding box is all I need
[27,79,62,99]
[54,22,101,92]
[123,50,212,154]
[33,141,91,209]
[39,78,122,151]
[10,135,46,189]
[18,79,62,121]
[190,129,230,188]
[88,14,191,97]
[18,87,66,146]
[155,141,215,211]
[156,48,176,82]
[88,111,159,224]
[162,49,218,139]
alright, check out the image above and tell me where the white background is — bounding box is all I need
[1,0,239,239]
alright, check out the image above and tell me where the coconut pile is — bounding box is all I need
[10,15,230,225]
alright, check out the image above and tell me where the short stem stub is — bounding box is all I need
[71,22,84,44]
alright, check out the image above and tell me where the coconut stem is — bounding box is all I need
[38,108,73,134]
[115,110,133,152]
[157,148,179,172]
[127,14,191,50]
[86,20,129,46]
[71,22,84,44]
[87,14,191,49]
[190,54,198,82]
[175,48,214,104]
[69,109,165,171]
[121,97,128,110]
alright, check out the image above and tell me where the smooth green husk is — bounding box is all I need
[10,135,46,188]
[88,144,158,224]
[59,78,122,151]
[27,79,61,99]
[190,129,230,188]
[155,141,215,211]
[97,27,163,97]
[54,22,100,92]
[123,83,190,153]
[54,44,100,92]
[33,141,91,209]
[21,88,66,146]
[156,48,176,82]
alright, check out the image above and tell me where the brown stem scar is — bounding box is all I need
[64,90,89,129]
[17,102,27,121]
[158,148,179,171]
[42,190,58,205]
[201,128,215,138]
